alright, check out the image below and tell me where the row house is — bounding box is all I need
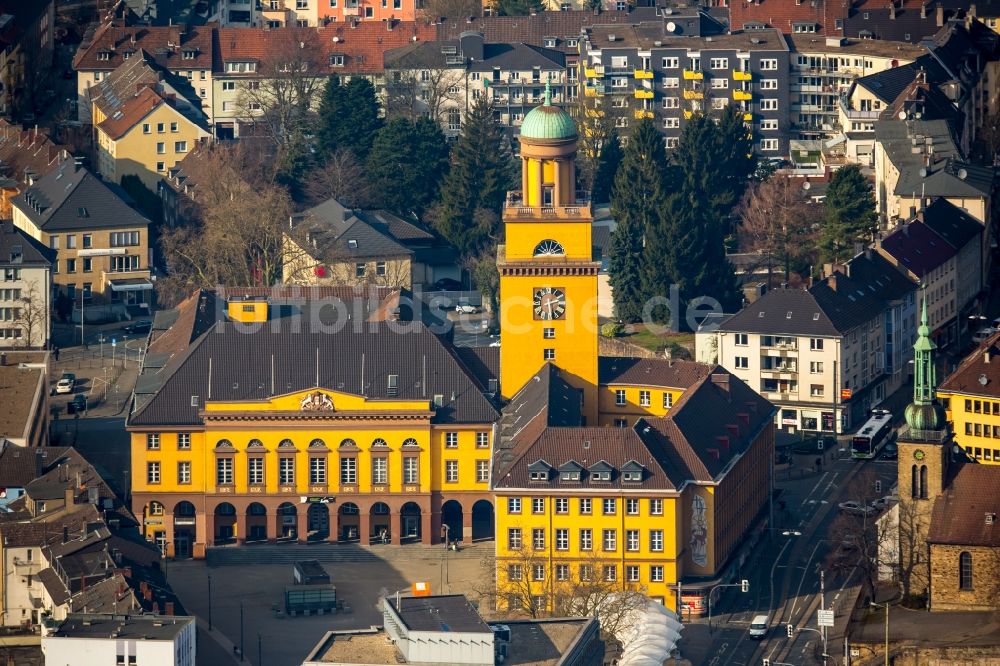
[384,31,568,137]
[0,222,53,348]
[578,22,791,155]
[10,162,153,307]
[877,198,985,349]
[699,250,917,433]
[0,0,55,119]
[0,121,70,219]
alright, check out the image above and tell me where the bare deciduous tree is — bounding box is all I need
[419,0,481,20]
[384,68,465,128]
[738,174,821,284]
[12,281,47,348]
[572,95,625,191]
[826,468,885,600]
[303,148,373,208]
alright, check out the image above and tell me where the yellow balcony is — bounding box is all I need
[683,70,703,80]
[733,71,753,81]
[584,85,603,98]
[733,90,752,101]
[634,69,654,79]
[683,110,694,120]
[634,89,654,99]
[634,109,654,119]
[682,89,704,100]
[584,65,604,78]
[743,112,753,121]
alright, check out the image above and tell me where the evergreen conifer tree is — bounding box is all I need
[316,77,383,161]
[367,117,449,219]
[591,130,624,204]
[820,164,878,262]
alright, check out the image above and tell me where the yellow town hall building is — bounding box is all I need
[126,89,775,612]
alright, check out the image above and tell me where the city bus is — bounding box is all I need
[851,409,894,460]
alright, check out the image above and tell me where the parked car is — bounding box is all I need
[433,277,462,291]
[881,440,898,460]
[55,373,76,394]
[455,301,479,314]
[838,500,876,517]
[124,320,152,335]
[972,327,998,344]
[870,495,898,512]
[67,394,87,414]
[749,615,770,640]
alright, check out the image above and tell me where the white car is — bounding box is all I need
[838,500,876,517]
[55,373,76,394]
[455,302,479,314]
[869,495,898,512]
[972,327,997,344]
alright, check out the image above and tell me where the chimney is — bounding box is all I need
[710,372,731,396]
[35,448,43,477]
[921,1,928,18]
[889,1,896,19]
[716,435,730,451]
[165,601,175,616]
[726,423,740,439]
[738,412,751,424]
[986,350,991,364]
[935,4,944,26]
[64,486,75,507]
[828,274,838,291]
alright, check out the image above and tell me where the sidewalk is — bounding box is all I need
[49,347,141,422]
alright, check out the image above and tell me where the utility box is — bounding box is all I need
[285,585,337,616]
[293,560,331,586]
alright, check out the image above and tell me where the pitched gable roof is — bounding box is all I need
[598,356,713,389]
[74,21,214,72]
[878,219,957,278]
[927,463,1000,547]
[0,121,69,186]
[919,198,984,249]
[718,288,841,337]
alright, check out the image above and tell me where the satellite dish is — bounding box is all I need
[958,168,968,180]
[898,110,907,120]
[919,167,928,177]
[802,181,811,191]
[980,374,989,386]
[666,21,676,32]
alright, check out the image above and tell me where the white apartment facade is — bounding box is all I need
[42,614,196,666]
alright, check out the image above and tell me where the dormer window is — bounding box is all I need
[530,470,549,481]
[623,471,642,481]
[329,54,345,67]
[560,471,581,481]
[621,460,646,483]
[529,460,553,482]
[543,37,557,47]
[558,460,585,482]
[588,460,615,482]
[183,49,198,60]
[98,51,111,61]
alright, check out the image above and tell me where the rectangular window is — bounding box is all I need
[650,529,664,552]
[639,390,651,407]
[532,497,545,514]
[174,141,188,153]
[476,460,489,482]
[760,139,779,151]
[710,58,728,69]
[279,457,294,484]
[663,77,679,88]
[760,79,778,90]
[403,457,418,484]
[532,528,546,550]
[156,142,165,154]
[580,528,593,550]
[355,263,365,277]
[662,57,679,68]
[508,564,522,581]
[508,528,522,550]
[810,361,824,373]
[445,432,458,448]
[663,393,673,409]
[614,418,628,428]
[476,432,489,448]
[627,565,640,582]
[142,123,150,134]
[532,564,545,581]
[372,458,388,484]
[810,338,824,351]
[178,433,191,450]
[811,384,824,397]
[603,565,617,582]
[710,78,729,89]
[650,498,663,515]
[602,529,617,551]
[248,458,264,485]
[216,458,233,485]
[735,356,749,369]
[543,348,555,360]
[626,498,639,515]
[603,498,616,515]
[555,497,568,514]
[147,433,160,450]
[663,96,679,109]
[337,457,353,484]
[626,529,640,551]
[556,564,569,581]
[651,565,664,582]
[760,119,778,130]
[579,498,591,514]
[445,460,458,483]
[760,99,778,111]
[615,389,626,406]
[664,117,680,129]
[543,327,555,339]
[580,564,593,581]
[508,497,521,514]
[760,59,778,70]
[556,528,569,550]
[147,462,160,484]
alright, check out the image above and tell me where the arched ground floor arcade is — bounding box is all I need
[134,491,495,559]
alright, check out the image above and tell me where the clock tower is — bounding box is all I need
[498,84,600,422]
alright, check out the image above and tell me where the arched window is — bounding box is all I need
[532,239,565,257]
[216,439,233,449]
[247,439,264,448]
[402,438,419,448]
[959,551,973,590]
[919,465,928,499]
[149,501,164,516]
[309,438,327,449]
[340,438,357,448]
[911,465,918,499]
[278,439,295,449]
[372,438,388,448]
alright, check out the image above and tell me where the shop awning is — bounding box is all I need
[109,278,153,292]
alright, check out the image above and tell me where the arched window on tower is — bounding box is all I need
[911,465,918,498]
[959,551,973,590]
[919,465,928,499]
[533,239,565,257]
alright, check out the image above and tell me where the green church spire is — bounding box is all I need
[905,297,946,432]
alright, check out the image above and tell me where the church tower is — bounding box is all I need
[897,298,952,598]
[498,84,600,422]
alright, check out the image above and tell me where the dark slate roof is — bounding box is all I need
[939,331,1000,398]
[927,463,1000,547]
[453,346,499,393]
[37,567,71,606]
[811,256,916,333]
[384,41,464,69]
[129,301,498,427]
[878,220,957,278]
[598,357,713,389]
[0,441,40,487]
[0,221,53,267]
[467,43,565,72]
[919,198,984,249]
[388,595,490,633]
[896,159,995,198]
[717,288,842,337]
[87,49,202,124]
[11,162,150,232]
[435,11,634,53]
[290,199,413,262]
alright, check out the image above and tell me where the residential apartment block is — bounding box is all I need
[10,162,152,306]
[578,23,791,154]
[0,351,49,447]
[43,614,196,666]
[0,0,55,118]
[700,251,917,433]
[939,332,1000,464]
[0,121,70,219]
[0,222,52,348]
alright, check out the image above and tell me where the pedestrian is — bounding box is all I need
[53,347,59,361]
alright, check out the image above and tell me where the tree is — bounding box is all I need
[384,66,466,128]
[467,250,500,318]
[303,148,374,209]
[820,165,878,263]
[12,281,47,348]
[572,95,625,192]
[494,0,543,15]
[419,0,481,19]
[826,468,884,601]
[738,174,821,283]
[608,118,669,323]
[316,77,383,161]
[591,129,624,204]
[235,28,325,180]
[366,117,450,220]
[157,145,294,298]
[550,551,649,640]
[429,96,515,257]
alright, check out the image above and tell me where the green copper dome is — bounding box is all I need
[905,297,946,432]
[520,82,577,141]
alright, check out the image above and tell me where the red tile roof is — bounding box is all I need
[0,120,69,184]
[939,332,1000,398]
[96,86,165,140]
[74,21,215,71]
[927,463,1000,547]
[598,356,713,389]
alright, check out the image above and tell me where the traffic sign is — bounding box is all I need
[817,609,834,627]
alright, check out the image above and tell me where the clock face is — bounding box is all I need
[533,287,566,320]
[913,449,925,461]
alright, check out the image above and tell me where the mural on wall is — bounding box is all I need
[690,494,709,567]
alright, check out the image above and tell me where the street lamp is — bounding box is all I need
[207,574,213,631]
[707,579,749,633]
[870,601,890,666]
